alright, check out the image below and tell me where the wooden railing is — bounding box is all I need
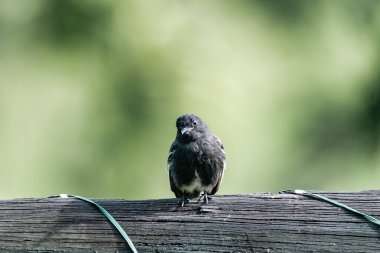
[1,191,380,252]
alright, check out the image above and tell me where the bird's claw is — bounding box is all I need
[198,192,212,204]
[178,196,190,207]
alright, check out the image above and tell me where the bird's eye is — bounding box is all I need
[192,121,197,126]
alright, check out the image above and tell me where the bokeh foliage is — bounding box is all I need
[0,0,379,199]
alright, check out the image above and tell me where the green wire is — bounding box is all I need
[56,194,138,253]
[280,189,380,226]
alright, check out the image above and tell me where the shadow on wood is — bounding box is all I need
[1,191,380,252]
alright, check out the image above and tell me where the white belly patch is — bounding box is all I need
[179,171,213,193]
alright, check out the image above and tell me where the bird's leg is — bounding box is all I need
[199,192,212,204]
[178,192,190,207]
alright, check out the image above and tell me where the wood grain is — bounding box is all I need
[1,191,380,252]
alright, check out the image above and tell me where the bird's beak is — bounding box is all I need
[180,127,193,135]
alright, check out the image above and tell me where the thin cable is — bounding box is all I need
[56,194,138,253]
[280,189,380,226]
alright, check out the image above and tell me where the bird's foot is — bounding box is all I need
[198,192,212,204]
[178,195,190,207]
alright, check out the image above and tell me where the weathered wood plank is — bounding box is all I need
[1,191,380,252]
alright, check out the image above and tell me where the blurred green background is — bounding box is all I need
[0,0,379,199]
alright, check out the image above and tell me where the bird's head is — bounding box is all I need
[175,113,208,141]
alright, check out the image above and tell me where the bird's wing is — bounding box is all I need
[210,135,226,195]
[169,167,182,198]
[210,159,226,195]
[167,141,177,172]
[168,141,182,198]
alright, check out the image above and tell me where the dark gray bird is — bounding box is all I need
[168,113,226,207]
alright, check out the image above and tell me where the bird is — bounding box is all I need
[167,113,226,207]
